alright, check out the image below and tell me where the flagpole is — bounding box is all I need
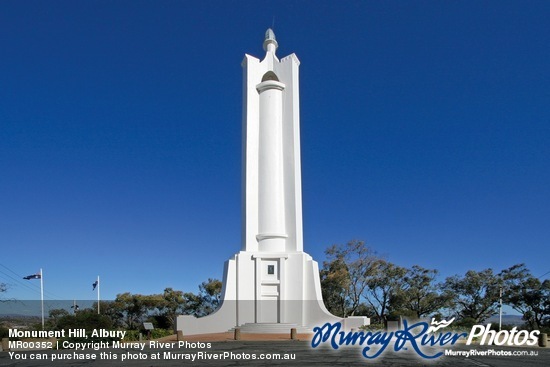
[499,287,503,331]
[97,275,100,314]
[40,268,44,330]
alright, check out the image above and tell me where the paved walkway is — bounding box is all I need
[2,333,548,366]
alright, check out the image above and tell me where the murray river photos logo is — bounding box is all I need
[311,318,540,360]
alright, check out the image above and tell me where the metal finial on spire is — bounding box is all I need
[263,28,278,53]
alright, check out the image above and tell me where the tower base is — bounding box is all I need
[176,250,369,335]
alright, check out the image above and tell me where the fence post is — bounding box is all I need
[539,333,547,347]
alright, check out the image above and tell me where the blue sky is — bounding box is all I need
[1,1,549,306]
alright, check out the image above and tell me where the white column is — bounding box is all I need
[256,79,287,252]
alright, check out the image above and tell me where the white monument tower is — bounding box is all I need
[177,30,367,334]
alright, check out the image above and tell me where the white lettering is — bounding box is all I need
[468,324,541,346]
[466,325,485,345]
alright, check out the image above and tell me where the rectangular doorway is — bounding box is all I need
[258,259,280,322]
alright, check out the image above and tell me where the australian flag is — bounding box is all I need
[92,280,98,290]
[23,273,41,280]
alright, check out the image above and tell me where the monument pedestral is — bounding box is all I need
[177,29,369,335]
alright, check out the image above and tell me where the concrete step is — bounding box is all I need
[235,323,312,334]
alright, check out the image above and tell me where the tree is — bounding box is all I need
[197,279,222,317]
[390,265,450,319]
[95,301,126,328]
[56,308,113,333]
[320,240,379,317]
[46,308,70,330]
[500,264,550,330]
[443,268,500,323]
[321,252,351,317]
[363,260,406,323]
[154,288,203,328]
[89,283,225,330]
[113,292,163,330]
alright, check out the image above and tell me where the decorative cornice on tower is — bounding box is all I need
[281,53,300,66]
[256,80,285,93]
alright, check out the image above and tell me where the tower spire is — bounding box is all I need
[263,28,278,54]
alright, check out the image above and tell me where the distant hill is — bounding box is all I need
[0,314,41,319]
[0,314,41,329]
[487,314,524,326]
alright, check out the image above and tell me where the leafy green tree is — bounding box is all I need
[443,268,500,323]
[158,288,186,327]
[46,308,70,330]
[55,308,113,331]
[321,252,351,317]
[94,300,126,328]
[363,260,406,323]
[154,287,202,328]
[91,285,221,330]
[390,265,450,319]
[197,279,222,316]
[113,292,163,330]
[500,264,550,330]
[183,292,204,316]
[320,240,379,317]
